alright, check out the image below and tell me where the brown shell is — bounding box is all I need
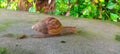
[32,17,63,35]
[32,20,48,34]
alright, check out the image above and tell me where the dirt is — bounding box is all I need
[0,9,120,54]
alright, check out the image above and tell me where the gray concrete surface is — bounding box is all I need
[0,9,120,54]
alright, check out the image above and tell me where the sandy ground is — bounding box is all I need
[0,9,120,54]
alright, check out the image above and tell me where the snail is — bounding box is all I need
[32,17,76,38]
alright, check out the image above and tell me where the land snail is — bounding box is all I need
[32,17,76,38]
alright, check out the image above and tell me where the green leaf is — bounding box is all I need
[7,2,18,10]
[107,2,116,9]
[0,2,7,8]
[27,0,33,3]
[83,9,89,15]
[88,6,91,11]
[116,0,120,3]
[99,0,105,3]
[85,0,90,2]
[110,13,119,22]
[82,6,91,16]
[0,47,8,54]
[29,7,36,13]
[0,0,8,8]
[32,2,36,9]
[115,5,120,10]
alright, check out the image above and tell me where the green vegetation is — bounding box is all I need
[53,0,120,22]
[115,34,120,41]
[0,47,8,54]
[0,0,120,22]
[0,47,13,54]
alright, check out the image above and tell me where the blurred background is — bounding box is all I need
[0,0,120,22]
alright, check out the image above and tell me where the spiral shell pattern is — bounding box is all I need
[43,17,63,35]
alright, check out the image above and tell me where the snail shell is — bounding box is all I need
[32,17,63,35]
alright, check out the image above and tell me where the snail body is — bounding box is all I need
[32,17,76,38]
